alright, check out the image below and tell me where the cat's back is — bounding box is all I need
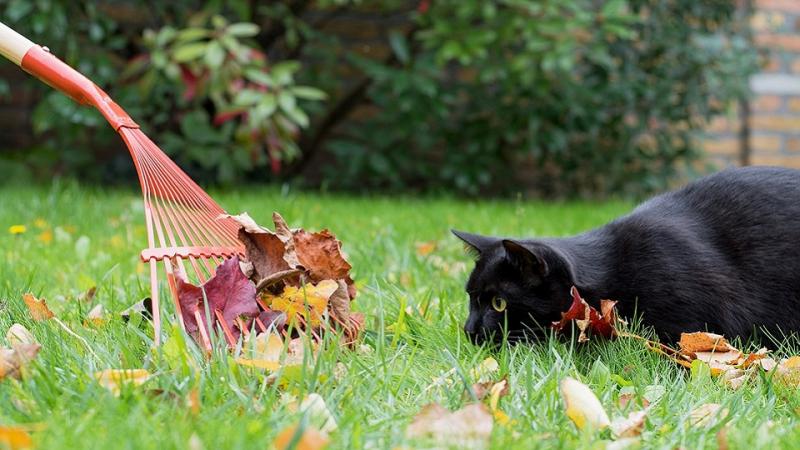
[625,166,800,232]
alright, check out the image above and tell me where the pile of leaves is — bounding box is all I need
[553,287,800,389]
[175,212,362,350]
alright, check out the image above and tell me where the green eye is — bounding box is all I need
[491,297,507,312]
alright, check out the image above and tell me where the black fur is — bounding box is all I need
[455,166,800,345]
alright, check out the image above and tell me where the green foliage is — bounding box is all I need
[0,0,759,196]
[326,0,759,196]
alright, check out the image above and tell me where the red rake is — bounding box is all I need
[1,23,245,346]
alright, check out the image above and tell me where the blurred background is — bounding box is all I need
[0,0,792,198]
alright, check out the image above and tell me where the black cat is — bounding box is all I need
[454,166,800,345]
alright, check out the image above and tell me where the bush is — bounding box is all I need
[325,0,759,196]
[0,0,758,196]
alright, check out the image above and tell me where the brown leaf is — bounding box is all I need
[0,344,40,380]
[228,213,295,286]
[611,409,647,438]
[293,229,355,298]
[22,293,54,321]
[678,332,737,356]
[0,426,33,449]
[176,257,259,346]
[415,241,437,256]
[84,304,107,327]
[273,425,329,450]
[552,287,617,341]
[407,403,493,448]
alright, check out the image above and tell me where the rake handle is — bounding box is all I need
[0,21,137,130]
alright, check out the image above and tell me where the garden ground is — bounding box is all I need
[1,181,799,449]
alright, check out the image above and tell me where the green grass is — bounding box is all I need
[1,180,799,449]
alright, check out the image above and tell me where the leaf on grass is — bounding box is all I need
[551,287,618,342]
[94,369,151,396]
[273,424,329,450]
[0,344,40,380]
[235,334,308,372]
[689,403,728,427]
[84,304,107,327]
[774,356,800,386]
[470,357,499,383]
[406,403,493,448]
[560,377,610,430]
[6,324,36,347]
[415,241,437,256]
[22,293,54,321]
[176,257,259,344]
[678,332,737,356]
[227,212,296,287]
[610,409,647,438]
[263,280,338,327]
[0,426,32,449]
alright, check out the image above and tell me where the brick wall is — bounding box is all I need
[707,0,800,169]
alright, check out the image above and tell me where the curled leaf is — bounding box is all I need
[6,324,36,347]
[0,344,40,380]
[552,287,617,341]
[559,377,610,430]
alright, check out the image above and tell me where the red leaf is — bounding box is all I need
[176,257,259,345]
[180,65,199,101]
[551,286,617,341]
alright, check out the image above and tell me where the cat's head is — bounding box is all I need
[452,230,574,345]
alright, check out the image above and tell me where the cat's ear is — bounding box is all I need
[452,230,495,257]
[502,239,549,278]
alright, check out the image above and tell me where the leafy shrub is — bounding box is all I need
[325,0,759,196]
[0,0,758,196]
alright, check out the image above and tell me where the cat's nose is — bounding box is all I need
[464,316,482,344]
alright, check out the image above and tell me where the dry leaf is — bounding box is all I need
[407,403,493,448]
[470,357,499,383]
[235,334,307,372]
[228,212,295,286]
[774,356,800,386]
[273,424,329,450]
[559,377,610,430]
[264,280,338,327]
[6,324,36,346]
[0,344,40,380]
[296,393,338,434]
[551,287,617,341]
[0,426,32,449]
[689,403,728,427]
[721,369,748,389]
[679,332,736,356]
[176,257,259,345]
[22,293,54,321]
[415,241,437,256]
[85,304,107,327]
[611,409,647,438]
[94,369,151,395]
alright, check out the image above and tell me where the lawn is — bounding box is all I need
[1,181,798,449]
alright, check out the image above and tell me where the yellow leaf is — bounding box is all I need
[94,369,151,395]
[273,424,329,450]
[0,426,32,449]
[470,357,499,383]
[22,294,54,321]
[415,241,437,256]
[235,358,281,371]
[263,281,338,327]
[559,377,610,430]
[84,304,107,328]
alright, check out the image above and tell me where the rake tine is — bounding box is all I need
[194,310,213,353]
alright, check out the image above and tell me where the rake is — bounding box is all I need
[0,22,245,346]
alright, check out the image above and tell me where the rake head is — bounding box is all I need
[3,34,245,346]
[120,127,245,346]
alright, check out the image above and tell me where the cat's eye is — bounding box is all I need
[491,296,507,312]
